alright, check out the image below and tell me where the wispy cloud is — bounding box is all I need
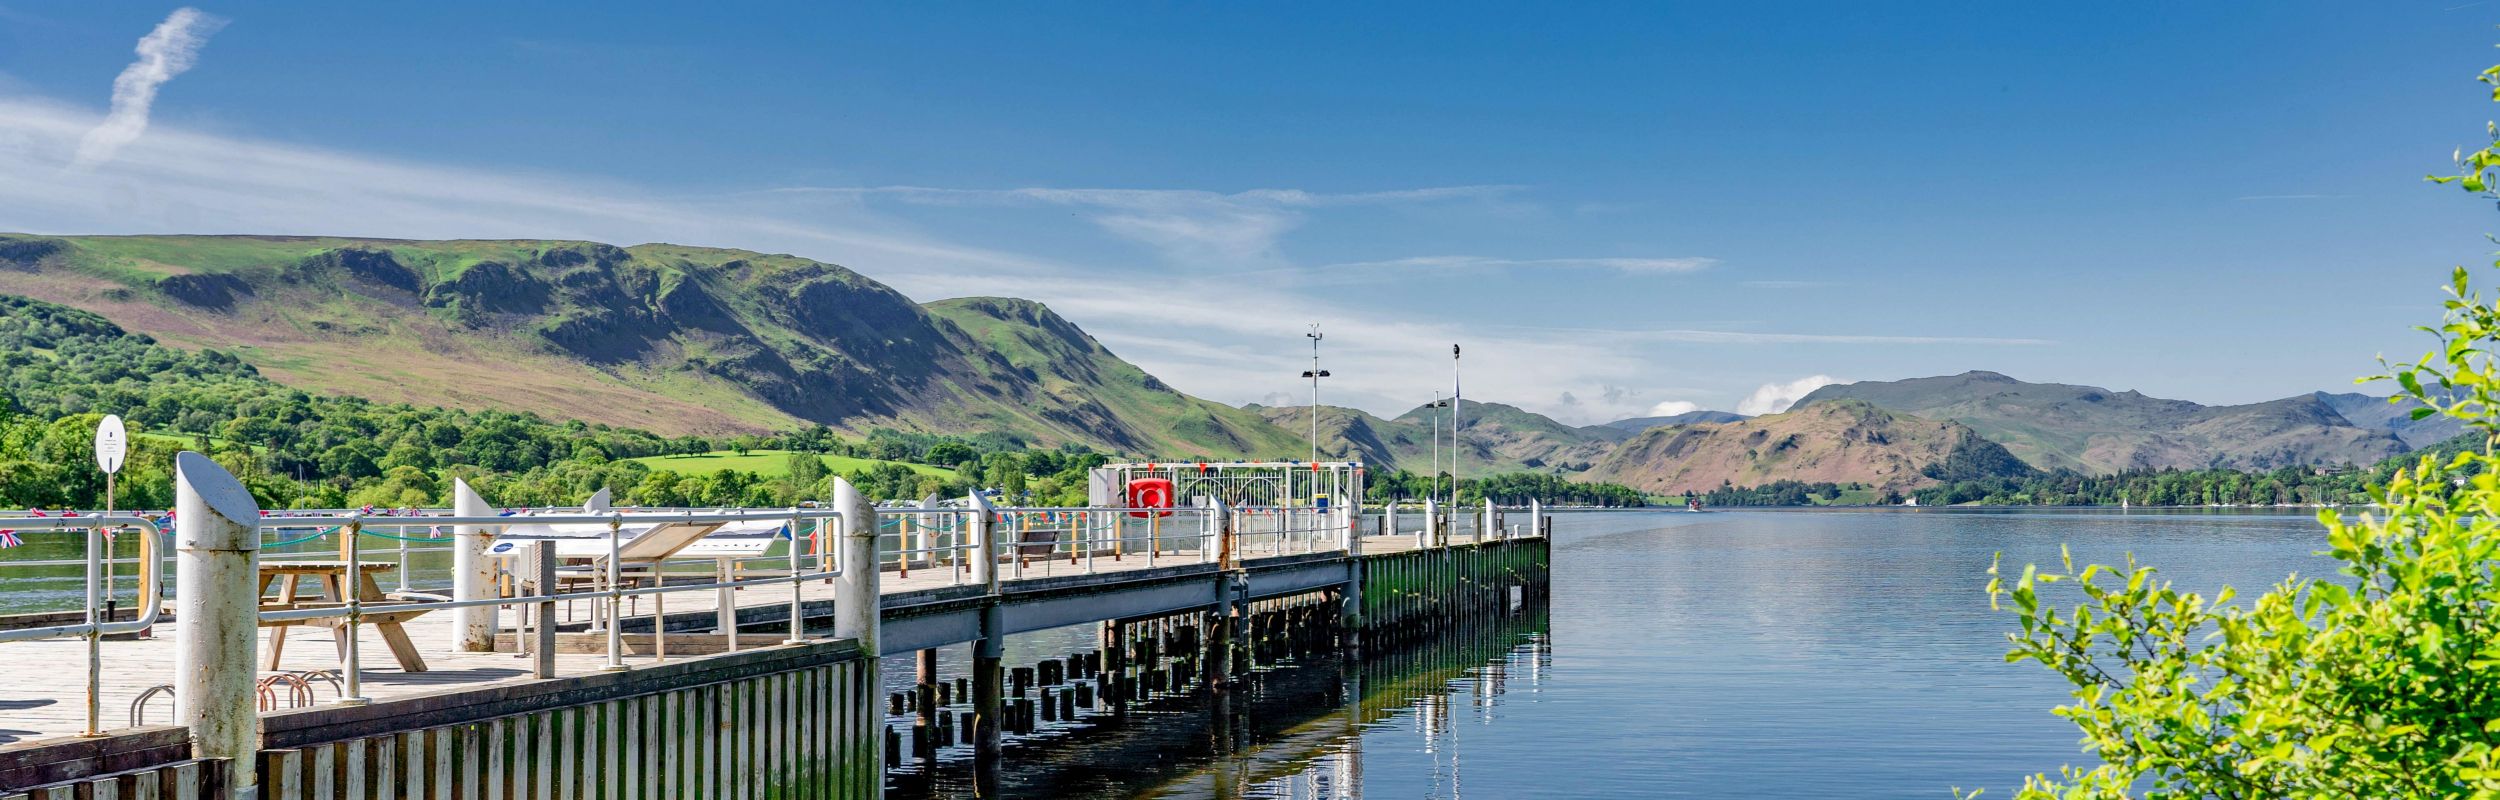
[72,7,225,169]
[1327,255,1717,274]
[773,184,1522,266]
[1737,375,1839,415]
[1742,279,1830,289]
[1503,324,2051,346]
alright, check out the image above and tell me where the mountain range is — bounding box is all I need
[1244,400,1626,473]
[1793,371,2410,473]
[0,234,1300,458]
[0,234,2449,495]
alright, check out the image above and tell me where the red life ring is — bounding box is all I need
[1126,478,1175,518]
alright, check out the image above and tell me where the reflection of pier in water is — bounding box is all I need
[884,607,1551,799]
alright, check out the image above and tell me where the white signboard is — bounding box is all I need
[93,415,127,476]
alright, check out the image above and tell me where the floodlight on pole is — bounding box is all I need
[1303,324,1330,464]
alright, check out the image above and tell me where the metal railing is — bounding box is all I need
[0,514,164,737]
[0,495,1561,742]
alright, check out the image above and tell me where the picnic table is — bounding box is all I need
[256,561,430,673]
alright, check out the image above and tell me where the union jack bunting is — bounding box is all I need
[0,530,19,548]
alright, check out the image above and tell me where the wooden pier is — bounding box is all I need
[0,460,1550,799]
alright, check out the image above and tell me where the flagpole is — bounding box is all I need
[1451,344,1462,506]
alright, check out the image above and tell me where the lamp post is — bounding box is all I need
[1450,344,1462,505]
[1302,325,1331,464]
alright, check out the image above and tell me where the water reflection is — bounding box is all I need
[882,607,1551,800]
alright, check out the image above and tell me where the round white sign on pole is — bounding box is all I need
[94,414,127,476]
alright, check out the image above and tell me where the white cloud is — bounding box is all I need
[0,93,1945,429]
[1506,325,2050,346]
[1736,375,1839,416]
[773,184,1521,267]
[1646,400,1702,417]
[1329,255,1717,274]
[72,7,225,169]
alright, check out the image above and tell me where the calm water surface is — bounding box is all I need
[0,508,2333,796]
[882,508,2335,799]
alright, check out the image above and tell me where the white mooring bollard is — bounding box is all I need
[174,452,261,800]
[833,477,880,656]
[967,492,999,593]
[451,478,497,652]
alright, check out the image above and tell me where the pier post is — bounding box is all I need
[833,477,879,654]
[1484,498,1499,542]
[1529,499,1542,540]
[1383,502,1398,543]
[1208,500,1246,690]
[1341,494,1362,556]
[173,452,261,800]
[1340,498,1364,656]
[1422,497,1439,548]
[451,479,497,652]
[973,606,1003,795]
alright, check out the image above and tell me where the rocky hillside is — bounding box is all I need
[1585,399,2032,495]
[1247,399,1622,473]
[1795,371,2407,473]
[2313,391,2466,449]
[0,233,1300,458]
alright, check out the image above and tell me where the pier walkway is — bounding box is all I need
[0,531,1457,744]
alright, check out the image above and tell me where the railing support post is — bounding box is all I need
[533,541,557,679]
[173,452,261,800]
[833,478,880,656]
[1422,497,1439,549]
[452,479,497,652]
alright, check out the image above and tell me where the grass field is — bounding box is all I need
[628,450,959,479]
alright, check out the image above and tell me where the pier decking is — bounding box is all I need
[0,532,1448,745]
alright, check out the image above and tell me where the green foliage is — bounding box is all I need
[1702,479,1872,506]
[1913,461,2389,508]
[1963,59,2500,798]
[0,295,1110,509]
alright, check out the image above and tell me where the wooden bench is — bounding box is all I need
[256,561,430,673]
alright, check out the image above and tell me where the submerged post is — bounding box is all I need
[451,479,497,652]
[833,477,879,654]
[173,452,261,800]
[972,605,1003,795]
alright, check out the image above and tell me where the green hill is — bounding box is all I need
[0,234,1303,459]
[1247,399,1620,473]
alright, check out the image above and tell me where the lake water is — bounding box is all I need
[880,508,2336,799]
[0,507,2337,796]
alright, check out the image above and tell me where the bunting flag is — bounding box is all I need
[0,530,19,548]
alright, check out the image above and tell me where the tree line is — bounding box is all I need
[0,296,1627,511]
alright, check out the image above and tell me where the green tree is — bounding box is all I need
[1964,57,2500,799]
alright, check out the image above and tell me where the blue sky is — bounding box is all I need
[1,2,2495,423]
